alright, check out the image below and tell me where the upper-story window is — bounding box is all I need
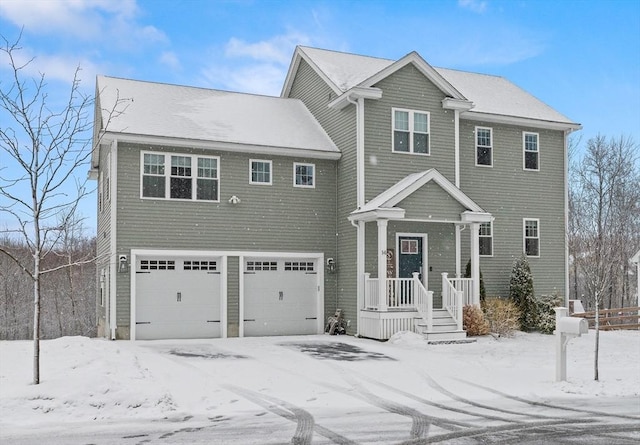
[476,127,493,167]
[392,108,430,155]
[479,222,493,256]
[523,218,540,257]
[250,159,272,185]
[523,132,539,171]
[141,151,219,201]
[294,163,315,188]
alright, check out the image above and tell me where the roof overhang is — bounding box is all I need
[282,46,343,97]
[348,207,406,223]
[328,86,383,110]
[461,111,582,132]
[98,132,343,162]
[442,97,474,111]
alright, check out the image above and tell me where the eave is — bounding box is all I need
[461,111,582,132]
[328,86,383,110]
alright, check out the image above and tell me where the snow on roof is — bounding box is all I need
[96,76,339,154]
[297,47,577,126]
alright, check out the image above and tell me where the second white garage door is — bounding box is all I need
[243,258,320,336]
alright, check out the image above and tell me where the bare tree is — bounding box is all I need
[569,134,640,380]
[0,35,127,384]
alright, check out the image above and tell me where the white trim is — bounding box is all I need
[238,255,245,338]
[139,151,220,202]
[249,159,273,185]
[454,110,460,187]
[475,126,493,168]
[523,131,540,171]
[109,141,118,340]
[479,221,494,257]
[523,218,541,258]
[460,111,581,132]
[392,108,430,156]
[103,132,342,161]
[293,162,316,188]
[395,233,429,290]
[328,86,383,110]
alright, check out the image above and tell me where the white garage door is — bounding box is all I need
[243,258,319,336]
[135,257,222,340]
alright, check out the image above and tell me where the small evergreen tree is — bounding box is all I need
[509,254,537,331]
[464,259,486,303]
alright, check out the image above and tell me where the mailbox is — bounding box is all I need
[557,317,588,335]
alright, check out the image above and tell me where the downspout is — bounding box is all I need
[454,109,462,277]
[347,95,365,336]
[564,128,571,307]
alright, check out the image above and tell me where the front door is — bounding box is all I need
[398,236,424,306]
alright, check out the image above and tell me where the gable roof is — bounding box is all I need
[349,169,489,223]
[95,76,340,163]
[283,46,580,129]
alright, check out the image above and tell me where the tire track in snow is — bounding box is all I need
[223,384,357,445]
[453,378,640,421]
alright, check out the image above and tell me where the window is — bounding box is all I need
[400,239,419,254]
[479,222,493,256]
[141,152,219,201]
[523,132,539,171]
[246,261,278,271]
[476,127,493,166]
[250,160,272,185]
[140,259,176,270]
[184,260,217,271]
[523,219,540,257]
[294,163,315,188]
[284,261,315,271]
[393,109,429,154]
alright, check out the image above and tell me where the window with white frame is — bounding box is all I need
[294,163,315,188]
[524,219,540,257]
[392,109,429,154]
[250,160,272,185]
[141,152,219,201]
[523,132,539,171]
[476,127,493,166]
[479,222,493,256]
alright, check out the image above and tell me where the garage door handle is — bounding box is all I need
[136,321,151,325]
[207,320,220,323]
[305,317,317,320]
[244,319,256,322]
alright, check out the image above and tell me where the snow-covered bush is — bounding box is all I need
[482,297,520,337]
[463,304,490,336]
[509,254,537,331]
[536,293,564,334]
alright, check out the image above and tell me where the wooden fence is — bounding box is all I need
[572,307,640,331]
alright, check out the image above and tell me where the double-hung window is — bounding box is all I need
[250,160,272,185]
[294,163,315,188]
[523,132,539,171]
[141,152,219,201]
[479,222,493,256]
[393,109,429,154]
[476,127,493,166]
[523,218,540,257]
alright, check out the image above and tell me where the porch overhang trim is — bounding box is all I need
[328,86,383,110]
[461,211,493,223]
[348,207,405,223]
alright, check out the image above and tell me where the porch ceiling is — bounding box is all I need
[349,169,489,223]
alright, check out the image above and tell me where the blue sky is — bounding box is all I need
[1,0,639,233]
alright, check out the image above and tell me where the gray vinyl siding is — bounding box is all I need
[364,63,456,199]
[227,256,239,337]
[288,59,359,331]
[95,145,111,332]
[458,119,566,298]
[113,142,337,333]
[396,182,467,221]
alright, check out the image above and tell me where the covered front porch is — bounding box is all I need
[350,169,491,341]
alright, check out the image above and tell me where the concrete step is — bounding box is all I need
[421,330,468,342]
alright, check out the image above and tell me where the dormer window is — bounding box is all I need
[392,108,430,155]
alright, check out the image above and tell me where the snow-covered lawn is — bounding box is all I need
[1,330,639,443]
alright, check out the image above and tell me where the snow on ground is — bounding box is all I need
[1,330,639,437]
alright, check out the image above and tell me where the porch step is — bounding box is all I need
[415,309,467,341]
[421,330,468,342]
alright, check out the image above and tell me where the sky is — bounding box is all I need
[0,0,639,234]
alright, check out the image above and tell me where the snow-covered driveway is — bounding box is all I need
[1,331,639,444]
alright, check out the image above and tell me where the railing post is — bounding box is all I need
[412,272,420,304]
[427,290,434,332]
[456,290,463,331]
[364,273,371,309]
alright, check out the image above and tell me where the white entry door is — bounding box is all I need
[135,257,221,340]
[243,258,319,336]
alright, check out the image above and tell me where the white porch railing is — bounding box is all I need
[442,272,463,331]
[449,277,475,306]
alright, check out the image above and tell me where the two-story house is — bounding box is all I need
[91,46,580,341]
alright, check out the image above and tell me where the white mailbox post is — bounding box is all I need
[554,307,589,382]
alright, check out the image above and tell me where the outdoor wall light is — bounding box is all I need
[228,195,241,205]
[118,254,128,273]
[326,257,336,274]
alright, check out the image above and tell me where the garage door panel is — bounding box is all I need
[135,257,221,340]
[243,258,319,337]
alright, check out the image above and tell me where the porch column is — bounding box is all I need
[469,222,480,305]
[377,219,388,311]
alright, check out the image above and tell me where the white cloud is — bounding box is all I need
[201,63,285,96]
[458,0,488,14]
[224,32,311,65]
[159,51,181,70]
